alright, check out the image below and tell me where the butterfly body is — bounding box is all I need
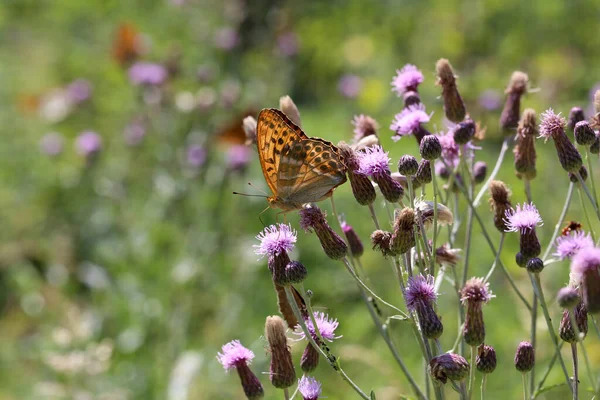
[257,108,347,211]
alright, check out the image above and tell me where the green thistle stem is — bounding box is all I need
[542,183,574,261]
[468,345,476,400]
[431,167,440,276]
[585,148,599,207]
[571,343,578,400]
[576,172,600,222]
[473,136,512,207]
[481,374,487,400]
[577,187,597,242]
[522,372,528,400]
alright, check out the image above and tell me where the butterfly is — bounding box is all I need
[256,108,347,211]
[112,23,141,66]
[561,221,582,236]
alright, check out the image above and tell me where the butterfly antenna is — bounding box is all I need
[247,182,269,196]
[232,191,268,198]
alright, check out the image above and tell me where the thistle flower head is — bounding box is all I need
[571,247,600,276]
[416,159,432,184]
[476,344,497,374]
[504,203,543,233]
[415,199,454,228]
[298,376,322,400]
[217,340,255,370]
[391,64,424,95]
[571,247,600,313]
[299,204,347,260]
[429,353,470,384]
[254,224,297,258]
[461,277,493,305]
[76,131,102,156]
[574,120,597,146]
[539,109,566,142]
[560,301,588,343]
[554,231,594,260]
[405,275,437,311]
[295,311,341,342]
[398,155,419,176]
[557,287,580,309]
[341,221,364,257]
[390,104,431,140]
[356,145,391,176]
[265,316,296,389]
[514,341,535,372]
[473,161,487,184]
[352,114,379,143]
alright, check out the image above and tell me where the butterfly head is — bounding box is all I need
[268,196,303,212]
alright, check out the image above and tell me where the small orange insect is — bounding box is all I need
[561,221,582,236]
[112,23,141,66]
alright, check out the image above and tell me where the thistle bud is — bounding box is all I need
[436,59,466,123]
[357,145,404,203]
[279,95,302,128]
[488,180,512,232]
[571,248,600,313]
[265,316,296,389]
[514,109,537,180]
[371,230,394,257]
[338,143,377,205]
[516,252,527,268]
[217,340,265,400]
[539,109,583,173]
[526,257,544,274]
[398,155,419,176]
[557,287,580,309]
[452,119,476,145]
[590,133,600,154]
[514,341,534,372]
[568,107,585,132]
[568,166,587,183]
[415,159,432,185]
[390,207,416,255]
[300,343,319,372]
[504,203,543,259]
[341,221,364,257]
[574,121,596,146]
[473,161,487,184]
[476,344,497,374]
[461,278,493,346]
[500,71,528,134]
[420,135,442,160]
[559,301,588,343]
[403,90,421,108]
[243,116,258,146]
[285,261,307,284]
[429,353,470,384]
[299,204,347,260]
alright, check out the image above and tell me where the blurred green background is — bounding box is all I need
[1,0,599,399]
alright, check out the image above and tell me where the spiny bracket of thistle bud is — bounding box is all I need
[279,95,302,128]
[452,119,476,145]
[416,159,432,184]
[539,109,583,173]
[476,344,497,374]
[265,316,296,389]
[526,257,544,274]
[341,221,364,258]
[500,71,529,134]
[557,287,580,309]
[255,224,297,286]
[569,166,587,183]
[371,229,395,257]
[398,155,419,176]
[436,58,466,123]
[415,199,454,229]
[473,161,487,184]
[461,277,494,346]
[406,275,443,339]
[285,261,307,284]
[428,353,470,385]
[514,108,537,180]
[243,116,258,146]
[357,145,404,203]
[488,180,512,232]
[217,340,265,400]
[391,207,416,255]
[574,120,597,146]
[504,203,543,259]
[420,135,442,161]
[338,142,376,206]
[514,341,535,372]
[571,247,600,313]
[299,204,347,260]
[559,301,588,343]
[568,107,585,132]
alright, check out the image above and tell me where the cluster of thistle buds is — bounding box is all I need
[217,59,600,400]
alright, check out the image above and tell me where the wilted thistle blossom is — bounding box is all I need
[338,143,376,205]
[75,131,102,157]
[299,204,347,260]
[488,180,512,232]
[128,62,168,86]
[559,301,588,343]
[500,71,529,134]
[406,275,443,339]
[341,221,364,257]
[295,311,341,372]
[554,231,594,260]
[504,203,543,259]
[356,145,404,203]
[352,114,379,144]
[415,199,454,229]
[428,353,470,384]
[539,109,583,173]
[571,248,600,313]
[514,341,535,372]
[390,207,416,255]
[435,58,466,123]
[298,376,322,400]
[514,108,537,180]
[461,278,493,346]
[391,64,424,96]
[390,104,432,143]
[279,95,302,128]
[265,316,296,389]
[217,340,264,399]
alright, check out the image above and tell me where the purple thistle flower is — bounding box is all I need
[356,145,391,176]
[75,131,102,156]
[539,109,566,142]
[460,277,494,304]
[128,62,168,86]
[40,132,64,156]
[338,74,363,98]
[391,64,424,95]
[405,275,437,311]
[186,144,206,168]
[554,231,594,260]
[226,144,251,171]
[217,340,255,370]
[390,104,431,141]
[124,119,146,146]
[295,311,341,342]
[213,27,239,50]
[254,223,296,258]
[478,89,502,111]
[571,247,600,276]
[571,247,600,313]
[352,114,379,142]
[298,376,322,400]
[66,79,92,104]
[504,203,543,233]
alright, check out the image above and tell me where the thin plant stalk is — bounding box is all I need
[284,387,290,400]
[542,183,574,261]
[368,203,381,229]
[585,148,599,208]
[534,341,563,396]
[577,172,600,221]
[484,233,505,282]
[431,169,440,276]
[468,345,476,400]
[579,342,598,395]
[473,136,512,207]
[522,373,528,400]
[577,187,597,242]
[571,343,578,400]
[481,374,487,400]
[524,178,536,397]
